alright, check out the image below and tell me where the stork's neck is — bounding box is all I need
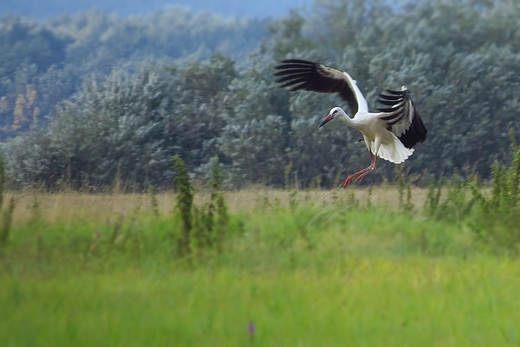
[335,108,356,127]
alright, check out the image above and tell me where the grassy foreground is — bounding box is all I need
[1,189,520,346]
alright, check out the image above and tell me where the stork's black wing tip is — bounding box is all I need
[280,59,314,64]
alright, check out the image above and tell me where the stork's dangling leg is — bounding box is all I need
[356,152,377,182]
[342,150,377,188]
[342,139,381,189]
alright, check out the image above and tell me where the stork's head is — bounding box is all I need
[318,107,341,128]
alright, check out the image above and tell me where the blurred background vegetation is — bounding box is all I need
[1,0,519,190]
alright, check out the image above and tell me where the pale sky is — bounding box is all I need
[2,0,313,19]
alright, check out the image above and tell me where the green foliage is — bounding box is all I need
[267,10,317,61]
[5,56,238,190]
[0,152,14,247]
[211,162,229,254]
[148,185,159,216]
[193,158,229,254]
[423,175,441,217]
[395,165,414,213]
[0,18,69,76]
[174,155,194,256]
[172,155,230,257]
[0,153,5,211]
[469,147,520,252]
[0,10,267,140]
[424,172,474,225]
[4,0,520,189]
[0,197,14,247]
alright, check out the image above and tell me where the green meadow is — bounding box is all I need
[2,185,520,347]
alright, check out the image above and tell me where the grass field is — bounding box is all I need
[1,188,520,346]
[6,186,425,222]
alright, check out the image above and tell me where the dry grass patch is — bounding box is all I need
[6,186,430,223]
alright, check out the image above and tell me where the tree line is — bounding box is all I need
[0,9,268,139]
[2,0,520,190]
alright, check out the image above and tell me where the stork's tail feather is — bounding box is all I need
[369,134,414,164]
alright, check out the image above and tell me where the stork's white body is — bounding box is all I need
[335,108,414,164]
[333,71,414,165]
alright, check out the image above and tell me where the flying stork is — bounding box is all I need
[274,59,427,188]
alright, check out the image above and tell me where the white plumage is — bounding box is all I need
[275,59,427,188]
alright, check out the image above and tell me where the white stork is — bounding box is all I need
[274,59,427,188]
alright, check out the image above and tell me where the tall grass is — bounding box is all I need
[4,151,520,345]
[3,257,520,347]
[468,147,520,252]
[0,153,15,247]
[0,197,518,346]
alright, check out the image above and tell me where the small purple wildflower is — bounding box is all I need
[248,321,255,339]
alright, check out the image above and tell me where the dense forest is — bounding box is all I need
[1,0,520,190]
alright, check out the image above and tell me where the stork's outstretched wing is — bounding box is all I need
[377,88,427,149]
[274,59,368,115]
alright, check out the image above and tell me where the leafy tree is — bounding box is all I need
[5,56,238,189]
[5,0,520,189]
[0,9,268,141]
[0,17,69,76]
[217,57,291,187]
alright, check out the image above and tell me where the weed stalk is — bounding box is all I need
[174,155,194,256]
[0,197,15,247]
[148,184,159,216]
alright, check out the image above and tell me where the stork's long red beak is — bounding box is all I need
[318,114,334,128]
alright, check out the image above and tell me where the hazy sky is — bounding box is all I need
[165,0,312,18]
[2,0,312,19]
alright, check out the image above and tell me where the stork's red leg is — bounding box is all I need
[342,151,377,188]
[356,158,377,182]
[342,167,372,188]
